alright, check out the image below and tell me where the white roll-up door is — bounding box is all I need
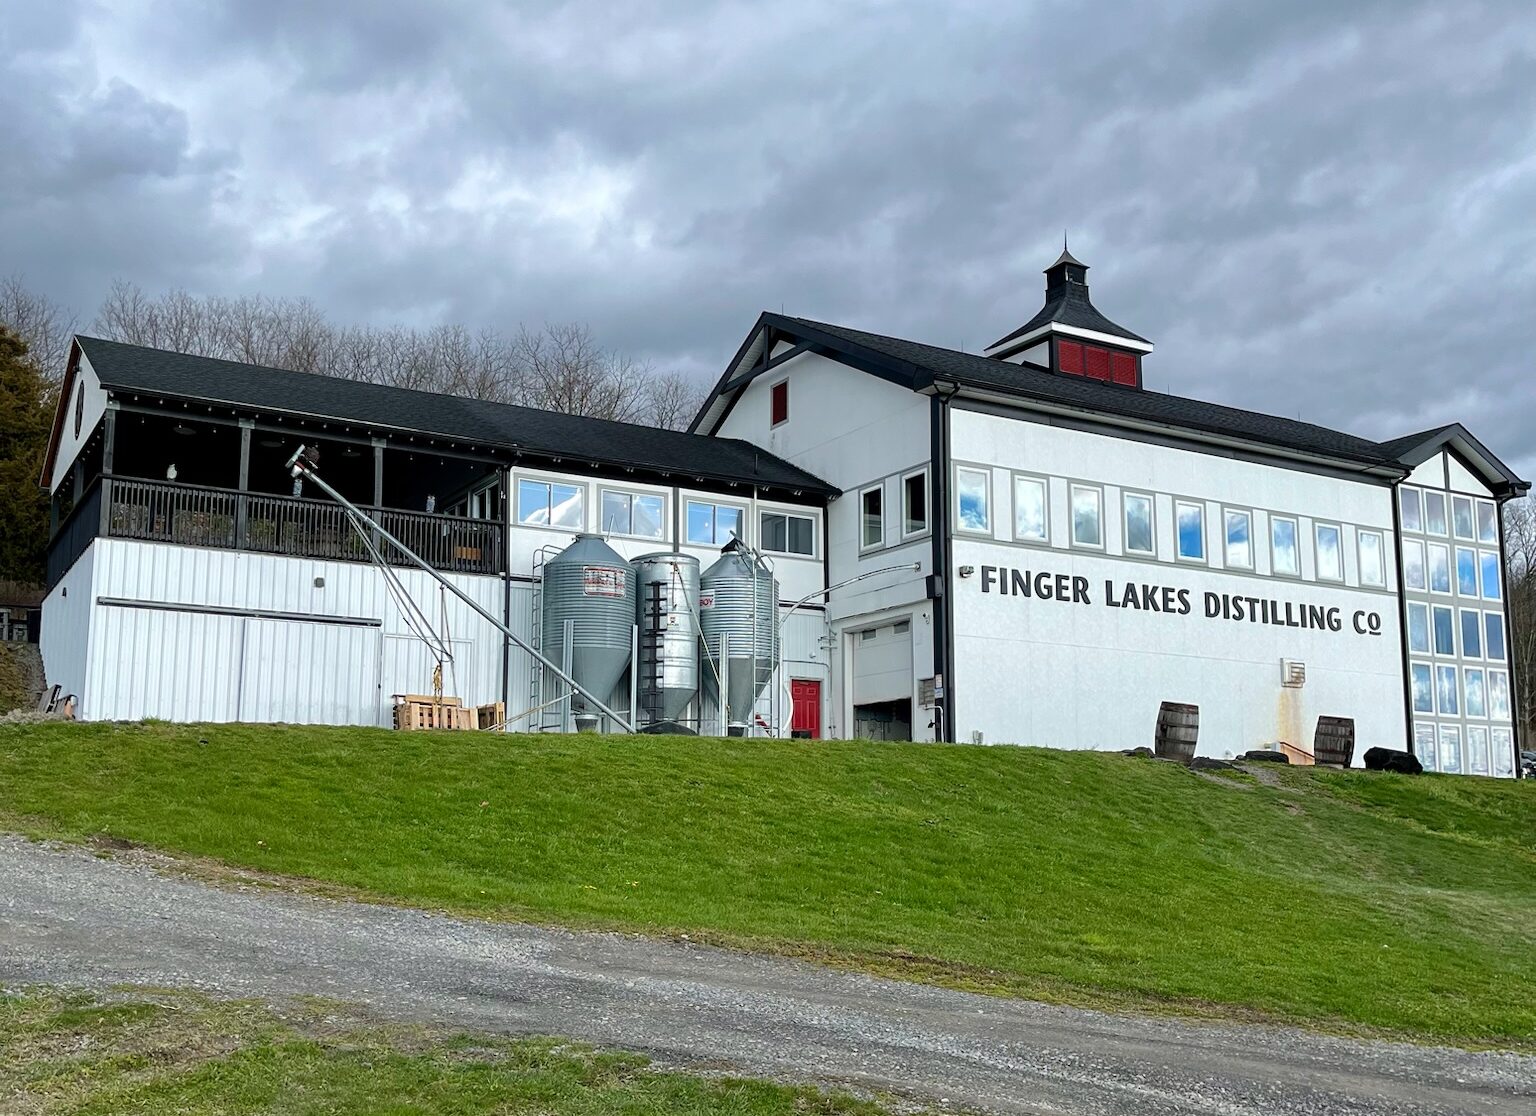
[852,621,913,705]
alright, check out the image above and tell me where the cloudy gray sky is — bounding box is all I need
[4,0,1534,474]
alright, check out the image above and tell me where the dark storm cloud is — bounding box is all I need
[2,0,1533,472]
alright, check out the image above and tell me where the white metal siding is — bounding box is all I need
[39,543,98,714]
[239,619,381,725]
[92,606,245,722]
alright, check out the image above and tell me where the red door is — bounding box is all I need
[790,679,822,739]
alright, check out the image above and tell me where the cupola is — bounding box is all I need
[984,245,1152,387]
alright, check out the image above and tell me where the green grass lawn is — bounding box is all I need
[3,722,1535,1049]
[1,990,903,1115]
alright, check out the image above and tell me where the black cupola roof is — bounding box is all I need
[986,245,1151,358]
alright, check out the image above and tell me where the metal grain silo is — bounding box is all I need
[541,534,636,718]
[700,549,778,730]
[632,552,701,730]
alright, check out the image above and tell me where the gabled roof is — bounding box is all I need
[1373,423,1528,496]
[986,282,1150,351]
[693,313,1529,495]
[60,336,837,498]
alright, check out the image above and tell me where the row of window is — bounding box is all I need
[956,468,1388,585]
[1409,662,1513,720]
[1414,722,1516,777]
[1400,485,1498,545]
[1406,604,1507,661]
[513,478,818,556]
[860,470,929,550]
[1401,540,1501,600]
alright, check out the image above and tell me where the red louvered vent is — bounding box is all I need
[1058,340,1084,375]
[1085,346,1111,381]
[1110,351,1138,386]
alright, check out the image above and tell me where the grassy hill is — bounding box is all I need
[2,721,1533,1049]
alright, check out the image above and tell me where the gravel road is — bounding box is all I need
[2,834,1532,1115]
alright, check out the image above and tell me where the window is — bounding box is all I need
[517,478,584,529]
[1410,663,1434,713]
[1014,476,1049,542]
[1480,551,1501,600]
[1358,530,1385,587]
[1456,547,1478,596]
[687,501,743,546]
[1477,500,1498,544]
[956,467,990,533]
[1123,493,1154,555]
[1424,490,1448,535]
[860,485,884,550]
[1460,609,1483,659]
[1466,726,1491,776]
[1439,725,1462,774]
[1271,516,1300,576]
[902,470,928,537]
[761,510,815,555]
[1071,484,1103,548]
[1452,496,1475,540]
[770,380,788,426]
[1314,523,1342,581]
[1406,602,1430,654]
[1175,500,1205,561]
[1415,723,1438,772]
[1427,543,1451,593]
[1488,670,1511,720]
[1224,509,1252,569]
[1399,487,1423,532]
[1485,613,1506,660]
[1432,605,1455,656]
[1435,665,1460,716]
[1492,728,1515,776]
[1402,539,1426,590]
[600,490,665,539]
[1464,669,1487,718]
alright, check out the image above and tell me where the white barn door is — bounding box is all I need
[238,619,382,726]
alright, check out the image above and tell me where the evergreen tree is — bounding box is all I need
[0,327,53,584]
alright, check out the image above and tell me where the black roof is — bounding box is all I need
[76,336,837,498]
[987,281,1150,350]
[773,316,1401,466]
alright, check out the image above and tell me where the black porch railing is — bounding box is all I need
[54,476,505,579]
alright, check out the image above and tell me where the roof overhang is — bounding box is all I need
[985,322,1155,360]
[1383,423,1529,500]
[37,338,83,491]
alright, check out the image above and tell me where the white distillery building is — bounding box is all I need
[39,250,1528,774]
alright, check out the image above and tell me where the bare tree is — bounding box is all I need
[513,322,652,423]
[644,368,709,431]
[1503,497,1535,745]
[0,277,75,386]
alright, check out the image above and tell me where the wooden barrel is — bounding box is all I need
[1313,716,1356,767]
[1154,702,1199,761]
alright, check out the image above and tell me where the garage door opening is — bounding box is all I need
[854,699,912,741]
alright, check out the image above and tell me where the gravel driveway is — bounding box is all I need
[2,834,1532,1115]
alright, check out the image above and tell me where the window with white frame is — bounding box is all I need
[1410,663,1434,713]
[1465,669,1488,718]
[686,500,744,546]
[1455,546,1478,596]
[1314,523,1342,581]
[600,489,665,539]
[1402,538,1426,590]
[1493,727,1515,776]
[517,478,584,529]
[1452,496,1475,541]
[1271,515,1300,576]
[1399,486,1423,532]
[761,509,815,556]
[901,470,928,537]
[1014,475,1048,543]
[1406,602,1429,654]
[1489,669,1511,719]
[1435,665,1459,716]
[1123,492,1154,555]
[1485,613,1506,660]
[860,485,884,550]
[1070,484,1103,548]
[1415,723,1438,771]
[1224,509,1252,569]
[1175,500,1205,561]
[956,467,990,533]
[1460,608,1483,658]
[1477,499,1498,544]
[1432,605,1455,656]
[1439,724,1462,773]
[1424,490,1448,535]
[1480,551,1501,600]
[1358,529,1385,587]
[1466,725,1490,775]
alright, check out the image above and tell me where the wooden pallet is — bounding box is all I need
[392,694,473,731]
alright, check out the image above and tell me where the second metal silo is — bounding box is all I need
[632,552,701,731]
[540,534,637,724]
[700,548,778,732]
